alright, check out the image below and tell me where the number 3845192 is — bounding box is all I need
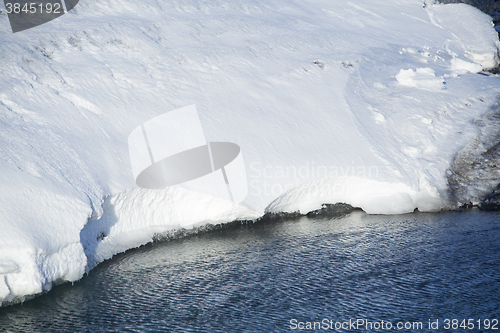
[444,319,498,330]
[5,2,63,14]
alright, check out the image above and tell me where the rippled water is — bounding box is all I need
[1,210,499,332]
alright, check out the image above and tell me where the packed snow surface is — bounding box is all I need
[1,0,500,305]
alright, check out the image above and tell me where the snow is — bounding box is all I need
[265,176,444,215]
[395,68,445,91]
[426,2,499,70]
[450,58,484,73]
[0,0,500,305]
[81,187,261,271]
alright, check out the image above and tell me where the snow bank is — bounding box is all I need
[0,166,89,304]
[265,176,444,215]
[1,0,500,305]
[395,68,445,91]
[81,188,260,270]
[426,2,500,70]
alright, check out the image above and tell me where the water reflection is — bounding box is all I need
[0,210,499,332]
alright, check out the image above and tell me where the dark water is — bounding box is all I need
[0,210,499,332]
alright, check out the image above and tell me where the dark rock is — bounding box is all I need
[305,203,359,218]
[479,183,500,210]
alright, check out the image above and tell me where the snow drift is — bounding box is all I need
[0,0,499,305]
